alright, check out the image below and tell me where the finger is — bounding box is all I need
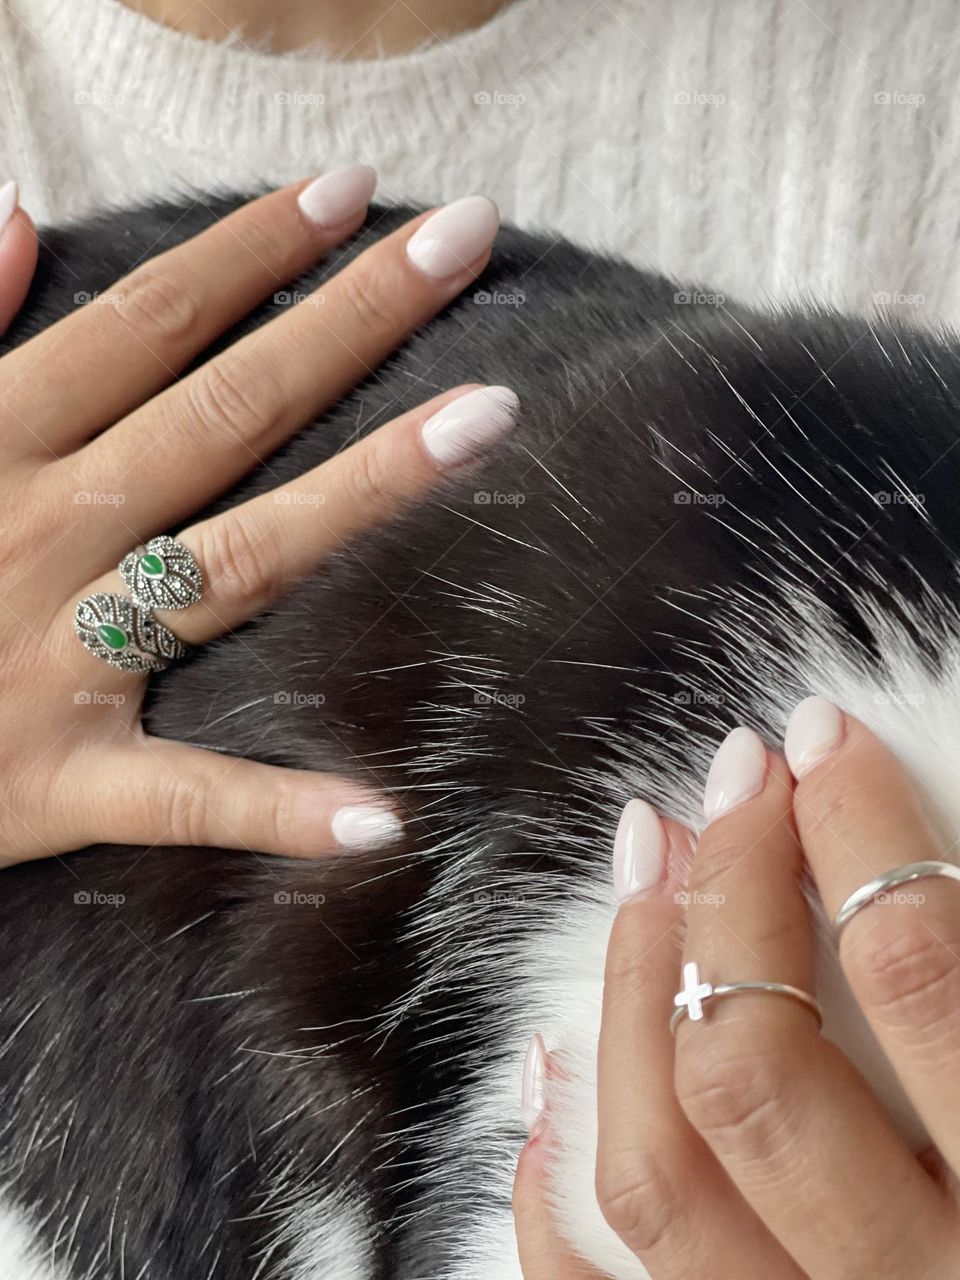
[133,383,516,643]
[0,184,38,336]
[2,169,377,456]
[514,1131,606,1280]
[56,736,404,860]
[66,196,500,562]
[514,1037,607,1280]
[597,801,801,1279]
[785,696,960,1177]
[675,728,957,1279]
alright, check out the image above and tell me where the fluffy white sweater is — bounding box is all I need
[2,0,960,323]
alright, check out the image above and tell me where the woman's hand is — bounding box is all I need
[0,168,516,866]
[515,700,960,1278]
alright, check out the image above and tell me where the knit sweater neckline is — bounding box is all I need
[30,0,590,160]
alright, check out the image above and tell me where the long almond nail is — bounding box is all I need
[331,804,402,850]
[784,696,844,779]
[0,181,18,237]
[298,164,376,228]
[613,799,667,901]
[421,385,518,467]
[406,196,499,280]
[521,1034,547,1134]
[703,726,767,821]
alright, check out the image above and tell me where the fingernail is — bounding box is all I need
[703,726,767,821]
[0,181,18,236]
[784,696,844,779]
[331,804,402,850]
[613,798,667,901]
[521,1033,547,1134]
[406,195,499,280]
[421,385,518,467]
[298,164,377,228]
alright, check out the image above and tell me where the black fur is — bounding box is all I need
[1,198,958,1278]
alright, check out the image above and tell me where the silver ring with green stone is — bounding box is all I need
[119,536,203,612]
[74,592,190,673]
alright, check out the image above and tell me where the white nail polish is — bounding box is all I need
[298,165,376,228]
[521,1034,547,1133]
[406,195,499,280]
[703,726,767,821]
[331,805,402,850]
[0,181,18,236]
[784,696,844,779]
[613,798,667,901]
[421,385,518,467]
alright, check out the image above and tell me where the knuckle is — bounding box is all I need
[336,267,402,335]
[675,1034,789,1152]
[232,211,294,271]
[849,916,960,1032]
[116,266,200,345]
[186,358,284,450]
[604,907,681,992]
[263,781,300,851]
[343,440,396,509]
[159,776,212,847]
[795,768,870,838]
[685,831,744,903]
[595,1147,679,1254]
[198,515,278,612]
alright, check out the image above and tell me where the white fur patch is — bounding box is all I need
[444,582,957,1278]
[279,1185,374,1280]
[0,1198,68,1280]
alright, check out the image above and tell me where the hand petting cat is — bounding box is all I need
[515,703,960,1280]
[0,172,518,866]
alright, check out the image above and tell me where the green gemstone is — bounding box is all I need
[97,623,129,652]
[140,552,166,579]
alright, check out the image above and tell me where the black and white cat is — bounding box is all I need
[0,199,954,1280]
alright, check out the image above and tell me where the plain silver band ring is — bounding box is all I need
[670,982,823,1035]
[834,860,960,939]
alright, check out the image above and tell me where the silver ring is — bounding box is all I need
[119,535,202,612]
[670,961,822,1034]
[834,860,960,939]
[74,592,190,673]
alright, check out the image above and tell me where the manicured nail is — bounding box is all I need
[297,164,377,228]
[421,385,518,466]
[331,804,402,850]
[406,195,499,280]
[784,696,844,779]
[703,726,767,821]
[613,798,667,901]
[521,1034,547,1134]
[0,181,18,236]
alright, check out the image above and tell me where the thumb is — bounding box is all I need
[0,183,38,334]
[513,1133,608,1279]
[513,1036,607,1279]
[63,737,404,859]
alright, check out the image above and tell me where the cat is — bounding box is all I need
[0,197,956,1280]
